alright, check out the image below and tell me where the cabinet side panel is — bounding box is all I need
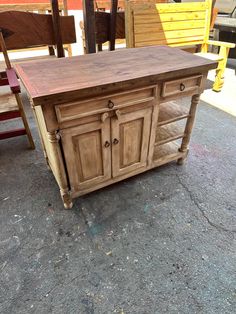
[34,106,69,190]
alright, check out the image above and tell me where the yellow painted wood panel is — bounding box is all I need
[134,20,206,33]
[155,2,209,13]
[131,2,208,14]
[134,12,206,24]
[135,38,204,47]
[135,29,205,43]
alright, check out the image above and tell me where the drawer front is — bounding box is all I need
[161,75,203,98]
[55,86,156,124]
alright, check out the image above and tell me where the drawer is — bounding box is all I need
[161,75,202,98]
[55,86,156,124]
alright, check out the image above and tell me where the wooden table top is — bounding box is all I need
[15,46,217,106]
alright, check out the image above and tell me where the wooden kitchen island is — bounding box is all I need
[15,46,217,208]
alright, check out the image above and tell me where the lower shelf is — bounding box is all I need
[153,141,182,162]
[158,101,189,126]
[155,123,185,145]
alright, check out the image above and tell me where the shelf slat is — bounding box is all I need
[158,101,189,126]
[155,122,185,145]
[153,141,181,162]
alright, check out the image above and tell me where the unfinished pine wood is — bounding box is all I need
[153,141,181,162]
[158,102,189,126]
[155,123,185,146]
[0,92,18,113]
[61,118,111,191]
[15,46,216,208]
[177,94,200,165]
[55,86,155,126]
[112,106,152,177]
[161,75,203,98]
[15,46,216,106]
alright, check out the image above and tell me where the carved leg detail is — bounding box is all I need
[178,94,200,164]
[60,189,73,209]
[48,131,72,209]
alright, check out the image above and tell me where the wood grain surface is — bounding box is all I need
[15,46,217,105]
[0,11,76,51]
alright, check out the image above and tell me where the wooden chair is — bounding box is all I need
[0,30,34,149]
[0,9,76,147]
[0,9,76,71]
[0,0,72,57]
[81,0,167,53]
[125,0,235,92]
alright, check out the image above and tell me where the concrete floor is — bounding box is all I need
[0,84,236,314]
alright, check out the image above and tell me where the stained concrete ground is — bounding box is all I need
[1,76,236,313]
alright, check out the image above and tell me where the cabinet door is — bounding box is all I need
[111,107,152,177]
[60,119,111,191]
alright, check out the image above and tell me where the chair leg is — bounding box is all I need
[14,93,35,149]
[213,46,230,92]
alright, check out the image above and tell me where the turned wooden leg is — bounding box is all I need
[177,149,189,165]
[213,46,229,92]
[47,132,72,209]
[177,94,200,165]
[60,189,73,209]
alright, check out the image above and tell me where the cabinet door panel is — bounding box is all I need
[112,107,152,177]
[61,119,111,191]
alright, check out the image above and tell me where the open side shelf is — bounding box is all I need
[153,141,182,162]
[158,101,189,126]
[155,122,185,146]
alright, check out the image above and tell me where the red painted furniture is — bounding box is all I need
[0,30,35,148]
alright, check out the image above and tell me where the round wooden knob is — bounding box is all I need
[108,100,114,109]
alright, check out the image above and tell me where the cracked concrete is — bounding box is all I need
[176,174,236,234]
[0,89,236,314]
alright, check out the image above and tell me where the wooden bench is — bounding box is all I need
[125,0,235,92]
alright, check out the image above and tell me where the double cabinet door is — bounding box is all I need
[61,106,152,192]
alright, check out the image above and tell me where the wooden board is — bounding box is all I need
[125,0,212,48]
[95,11,125,44]
[0,11,76,51]
[0,92,18,113]
[0,3,64,12]
[158,102,189,126]
[15,46,217,106]
[153,141,181,161]
[155,123,185,145]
